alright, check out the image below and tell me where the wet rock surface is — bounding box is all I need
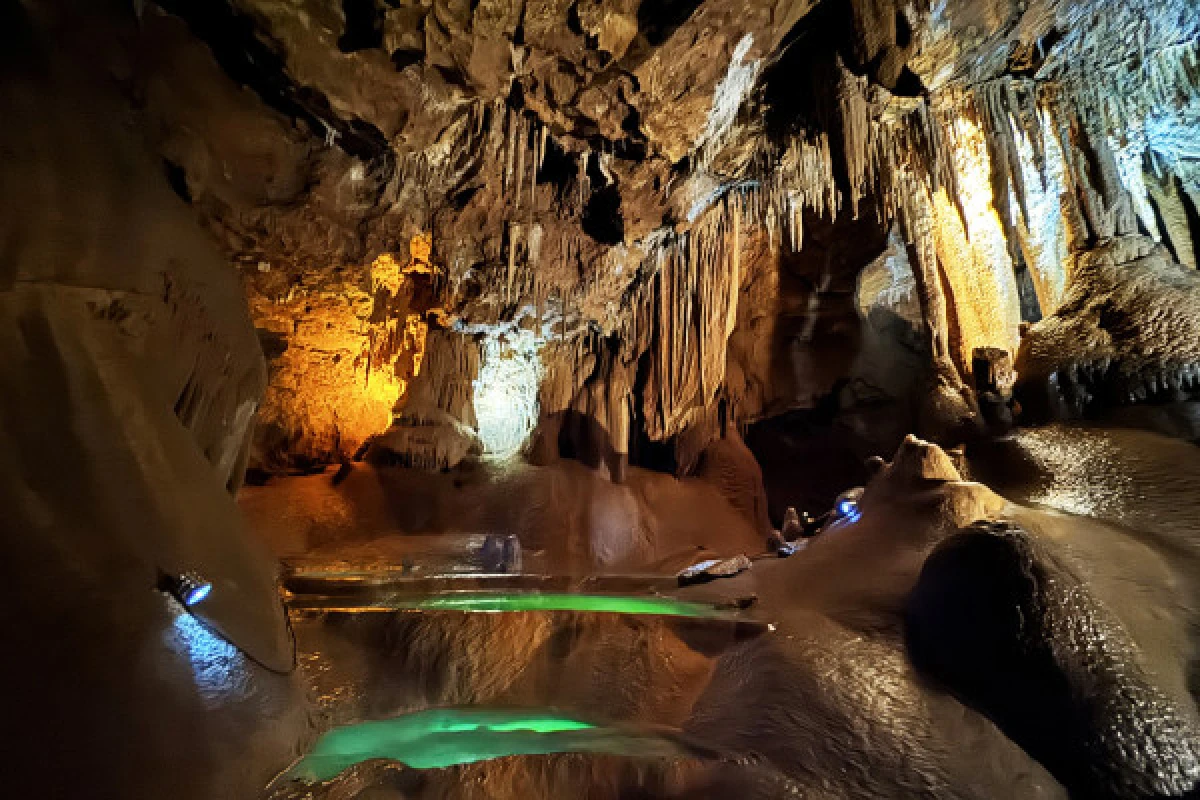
[271,432,1200,799]
[271,437,1056,798]
[908,519,1200,798]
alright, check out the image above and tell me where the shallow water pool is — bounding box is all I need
[278,707,689,783]
[289,589,746,619]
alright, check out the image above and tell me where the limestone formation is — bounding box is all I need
[8,0,1200,796]
[1015,235,1200,432]
[908,520,1200,798]
[22,0,1190,469]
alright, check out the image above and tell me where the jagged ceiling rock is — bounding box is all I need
[57,0,1200,466]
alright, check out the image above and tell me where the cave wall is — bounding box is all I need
[1,6,308,795]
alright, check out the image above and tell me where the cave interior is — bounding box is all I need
[5,0,1200,797]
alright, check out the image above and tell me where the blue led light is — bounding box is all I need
[833,497,862,524]
[183,581,212,606]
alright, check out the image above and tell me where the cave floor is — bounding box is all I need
[239,456,766,576]
[248,425,1200,798]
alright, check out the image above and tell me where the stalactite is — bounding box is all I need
[839,62,877,218]
[514,113,527,211]
[504,106,516,197]
[506,222,520,300]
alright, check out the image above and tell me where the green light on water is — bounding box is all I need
[413,592,715,617]
[285,708,683,783]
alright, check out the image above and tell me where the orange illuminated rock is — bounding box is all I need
[250,236,440,468]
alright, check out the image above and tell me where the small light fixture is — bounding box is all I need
[158,570,213,607]
[833,489,864,524]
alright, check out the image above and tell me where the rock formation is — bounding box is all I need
[13,0,1185,482]
[100,0,1194,480]
[909,519,1200,798]
[7,0,1200,795]
[0,6,308,797]
[1015,234,1200,437]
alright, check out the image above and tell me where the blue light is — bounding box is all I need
[834,498,862,524]
[183,581,212,606]
[163,597,249,708]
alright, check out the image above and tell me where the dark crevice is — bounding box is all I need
[1008,28,1062,78]
[512,2,526,46]
[636,0,704,47]
[614,106,648,162]
[1144,183,1180,262]
[507,80,525,110]
[895,10,912,49]
[451,185,480,210]
[582,183,624,245]
[536,136,577,197]
[762,4,841,137]
[1095,299,1134,337]
[565,1,584,36]
[612,137,647,163]
[891,65,927,98]
[565,1,599,49]
[153,0,392,165]
[1037,28,1065,64]
[256,328,290,361]
[581,153,623,244]
[1179,176,1200,269]
[762,5,865,204]
[628,350,678,474]
[338,0,384,53]
[1013,259,1042,323]
[390,47,424,70]
[162,158,191,203]
[434,63,471,91]
[618,0,705,70]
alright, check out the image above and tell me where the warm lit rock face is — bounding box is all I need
[250,237,437,467]
[73,0,1200,467]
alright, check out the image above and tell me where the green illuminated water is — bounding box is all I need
[284,708,685,782]
[410,592,717,616]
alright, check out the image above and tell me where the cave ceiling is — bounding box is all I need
[42,0,1200,465]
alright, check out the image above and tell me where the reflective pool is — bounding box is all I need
[411,592,721,616]
[288,590,745,618]
[280,707,688,783]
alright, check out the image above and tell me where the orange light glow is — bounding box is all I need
[250,235,437,462]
